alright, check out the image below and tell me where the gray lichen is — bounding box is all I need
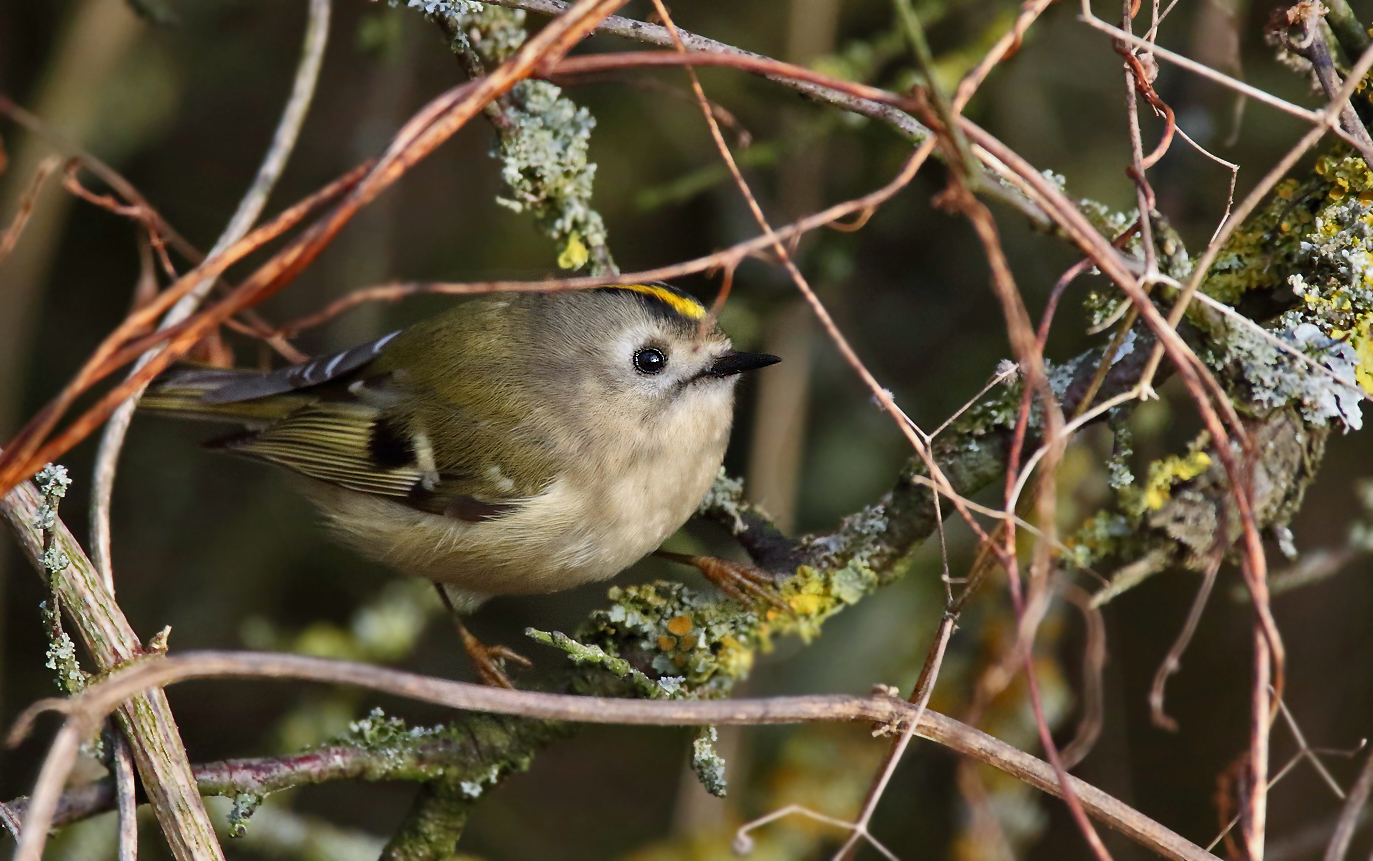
[1106,411,1135,490]
[404,0,611,272]
[691,727,728,798]
[34,463,85,693]
[40,601,84,694]
[525,627,666,698]
[494,80,608,265]
[1219,318,1363,430]
[696,468,750,534]
[227,792,263,839]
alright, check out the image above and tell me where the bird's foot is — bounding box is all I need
[456,619,531,689]
[658,551,791,614]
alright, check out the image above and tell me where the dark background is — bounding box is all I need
[2,0,1371,858]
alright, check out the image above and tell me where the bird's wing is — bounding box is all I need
[211,378,528,522]
[201,331,403,403]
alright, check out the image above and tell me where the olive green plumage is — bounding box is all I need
[142,285,778,612]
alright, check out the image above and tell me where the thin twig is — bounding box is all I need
[1325,747,1373,861]
[1149,556,1221,731]
[1275,696,1347,801]
[1079,9,1369,152]
[112,732,138,861]
[0,468,225,861]
[89,0,331,591]
[8,649,1221,861]
[1293,8,1373,167]
[0,155,61,266]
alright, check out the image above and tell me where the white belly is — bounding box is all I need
[306,385,734,610]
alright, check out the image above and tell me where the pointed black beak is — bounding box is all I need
[706,350,782,378]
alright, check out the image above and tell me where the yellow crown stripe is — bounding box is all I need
[622,284,707,320]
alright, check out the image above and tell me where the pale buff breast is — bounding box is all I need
[304,381,736,610]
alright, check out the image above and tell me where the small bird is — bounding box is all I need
[142,283,780,685]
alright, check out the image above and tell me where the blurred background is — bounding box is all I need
[3,0,1373,858]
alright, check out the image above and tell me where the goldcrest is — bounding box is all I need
[143,284,779,614]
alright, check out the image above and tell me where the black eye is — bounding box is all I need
[633,347,667,375]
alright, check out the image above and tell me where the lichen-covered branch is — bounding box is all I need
[1075,152,1373,599]
[12,144,1371,854]
[0,466,225,860]
[410,0,615,273]
[309,147,1371,857]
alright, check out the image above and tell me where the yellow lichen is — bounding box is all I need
[788,593,825,616]
[1355,317,1373,393]
[1142,451,1212,510]
[557,232,589,270]
[714,636,754,678]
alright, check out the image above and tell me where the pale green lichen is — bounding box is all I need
[960,372,1027,437]
[1065,511,1136,569]
[41,545,71,573]
[525,628,666,698]
[696,468,749,534]
[590,581,763,689]
[40,601,84,694]
[35,462,72,502]
[804,503,889,570]
[1195,153,1373,431]
[1204,154,1373,326]
[34,463,86,693]
[35,464,72,560]
[691,727,728,798]
[410,0,610,271]
[494,80,608,265]
[1219,318,1364,430]
[227,792,263,839]
[399,0,483,17]
[1077,197,1135,246]
[1106,412,1135,490]
[786,505,889,629]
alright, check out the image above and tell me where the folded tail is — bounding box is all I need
[140,366,309,427]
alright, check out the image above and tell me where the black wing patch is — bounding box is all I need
[368,417,416,468]
[203,331,402,404]
[211,402,523,523]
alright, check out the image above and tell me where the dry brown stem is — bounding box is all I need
[0,473,223,860]
[9,649,1219,861]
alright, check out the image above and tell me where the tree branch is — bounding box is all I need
[0,470,224,860]
[4,649,1216,861]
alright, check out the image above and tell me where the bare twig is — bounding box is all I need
[0,155,61,266]
[1079,8,1369,152]
[7,649,1221,861]
[1149,557,1222,731]
[1325,747,1373,861]
[89,0,331,591]
[112,732,139,861]
[0,469,224,861]
[1291,7,1373,167]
